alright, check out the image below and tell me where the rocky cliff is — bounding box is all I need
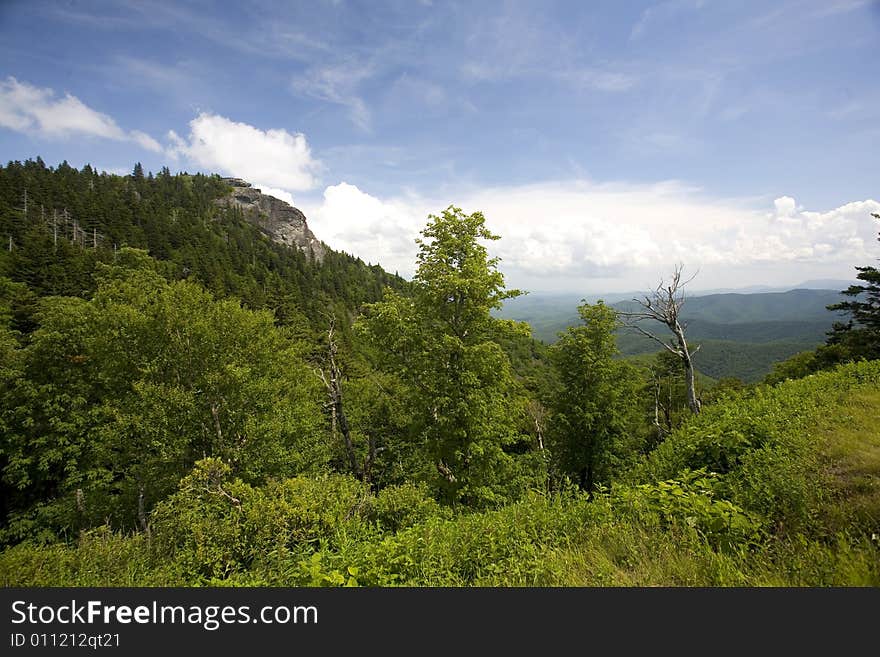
[216,178,326,261]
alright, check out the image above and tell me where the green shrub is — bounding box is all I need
[0,527,177,586]
[636,361,880,483]
[150,458,376,583]
[370,482,446,532]
[149,458,255,581]
[611,470,764,552]
[335,491,601,586]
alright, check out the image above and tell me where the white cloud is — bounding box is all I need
[100,166,133,176]
[167,113,320,195]
[773,196,797,217]
[0,76,161,151]
[130,130,162,153]
[302,182,428,275]
[301,179,879,290]
[254,185,295,206]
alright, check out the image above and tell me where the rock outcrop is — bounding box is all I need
[216,178,326,261]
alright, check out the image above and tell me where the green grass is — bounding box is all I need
[818,389,880,534]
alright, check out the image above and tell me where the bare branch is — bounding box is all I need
[437,461,456,483]
[628,324,680,355]
[619,264,702,415]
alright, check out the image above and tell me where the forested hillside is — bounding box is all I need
[0,159,877,587]
[0,159,406,343]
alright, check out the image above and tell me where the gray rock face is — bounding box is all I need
[216,177,326,261]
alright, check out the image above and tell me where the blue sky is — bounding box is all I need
[1,0,878,292]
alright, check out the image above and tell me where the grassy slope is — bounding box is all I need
[820,389,880,534]
[548,375,880,586]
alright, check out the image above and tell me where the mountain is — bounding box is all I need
[796,279,860,290]
[497,288,847,382]
[217,177,326,260]
[0,159,405,339]
[613,288,843,324]
[500,289,845,341]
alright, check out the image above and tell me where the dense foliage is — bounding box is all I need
[549,302,644,492]
[1,159,877,587]
[0,255,326,543]
[356,207,541,506]
[2,361,877,586]
[0,158,406,342]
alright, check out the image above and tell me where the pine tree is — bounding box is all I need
[827,213,880,360]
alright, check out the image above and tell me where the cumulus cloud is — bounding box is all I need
[301,179,879,289]
[129,130,162,153]
[254,185,295,206]
[773,195,797,217]
[0,76,161,150]
[745,197,879,264]
[167,113,320,194]
[302,182,428,275]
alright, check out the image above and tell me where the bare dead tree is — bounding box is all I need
[525,399,547,451]
[315,319,363,480]
[649,366,675,443]
[620,264,702,415]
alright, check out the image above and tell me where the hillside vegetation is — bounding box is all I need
[1,159,877,588]
[2,361,877,586]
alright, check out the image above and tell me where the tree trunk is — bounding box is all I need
[683,355,701,415]
[322,322,362,479]
[674,322,701,415]
[335,383,360,478]
[137,483,151,538]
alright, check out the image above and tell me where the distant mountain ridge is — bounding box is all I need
[498,288,846,340]
[496,288,848,382]
[512,280,857,306]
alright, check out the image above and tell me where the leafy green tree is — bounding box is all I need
[357,206,537,506]
[549,301,644,493]
[0,252,327,541]
[0,281,25,527]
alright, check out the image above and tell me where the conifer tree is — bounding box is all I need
[827,213,880,360]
